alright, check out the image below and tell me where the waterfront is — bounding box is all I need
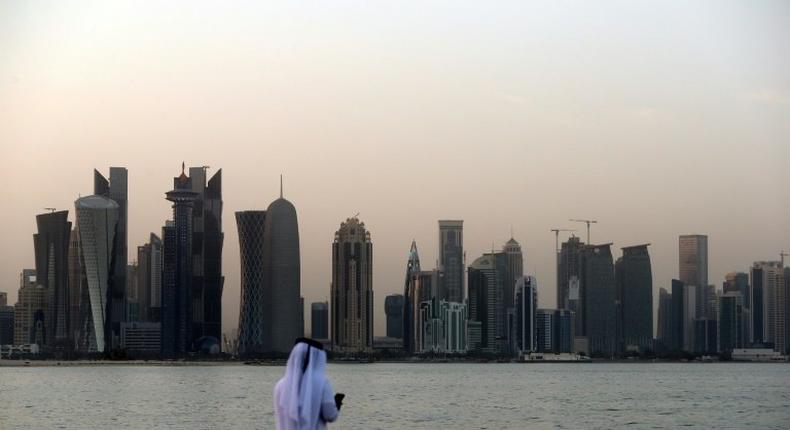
[1,363,788,429]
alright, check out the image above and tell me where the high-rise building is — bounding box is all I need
[615,244,653,353]
[311,301,329,340]
[135,233,162,323]
[502,238,523,315]
[580,244,617,355]
[407,270,437,354]
[784,268,790,354]
[467,253,505,354]
[553,309,575,353]
[536,309,554,353]
[75,195,120,353]
[126,264,139,322]
[558,236,584,336]
[161,167,198,357]
[262,189,301,354]
[94,167,128,349]
[656,288,672,349]
[14,270,46,346]
[0,292,14,346]
[514,276,537,354]
[776,268,786,354]
[679,235,708,319]
[385,294,404,339]
[235,210,266,355]
[723,272,749,308]
[718,292,745,353]
[438,220,464,303]
[331,217,374,353]
[418,299,467,353]
[402,240,421,352]
[33,210,72,348]
[749,261,782,347]
[671,279,696,353]
[67,227,88,348]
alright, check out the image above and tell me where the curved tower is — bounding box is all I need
[75,195,120,353]
[262,189,301,354]
[235,210,266,355]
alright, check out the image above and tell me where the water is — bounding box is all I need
[1,362,788,429]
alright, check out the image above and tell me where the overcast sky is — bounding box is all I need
[1,1,789,336]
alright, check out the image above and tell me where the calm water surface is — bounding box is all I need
[1,363,788,429]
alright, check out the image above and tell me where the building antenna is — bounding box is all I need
[280,174,283,198]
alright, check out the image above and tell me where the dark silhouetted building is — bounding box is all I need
[0,294,13,345]
[718,292,745,353]
[135,234,162,323]
[749,261,782,347]
[616,244,653,353]
[331,217,374,353]
[385,294,404,339]
[656,287,672,350]
[580,244,617,356]
[671,279,696,353]
[33,210,72,349]
[467,253,505,354]
[95,167,128,349]
[235,210,266,355]
[514,276,537,354]
[402,240,422,352]
[311,301,329,340]
[558,236,584,335]
[438,220,464,303]
[679,235,708,319]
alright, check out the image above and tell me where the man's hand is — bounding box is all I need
[334,393,345,410]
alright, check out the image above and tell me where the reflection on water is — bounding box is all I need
[1,363,788,429]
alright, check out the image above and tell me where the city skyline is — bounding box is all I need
[1,1,789,337]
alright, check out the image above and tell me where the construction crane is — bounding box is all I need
[781,250,789,268]
[570,219,598,244]
[44,207,56,213]
[550,229,577,255]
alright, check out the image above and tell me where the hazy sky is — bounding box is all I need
[1,1,789,336]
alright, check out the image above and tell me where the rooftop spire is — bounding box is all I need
[182,162,185,175]
[280,174,283,198]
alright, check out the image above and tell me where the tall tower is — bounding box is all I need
[262,186,301,354]
[235,211,266,355]
[75,195,120,353]
[33,210,72,348]
[749,261,783,348]
[162,166,198,356]
[503,237,524,313]
[402,240,421,352]
[331,217,373,353]
[580,244,617,355]
[678,235,708,319]
[385,294,404,338]
[94,167,128,349]
[514,276,537,354]
[438,220,464,303]
[558,236,584,333]
[615,244,653,352]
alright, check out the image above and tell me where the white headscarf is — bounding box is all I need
[277,341,328,429]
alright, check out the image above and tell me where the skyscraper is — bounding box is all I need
[385,294,404,339]
[135,233,162,323]
[558,236,584,334]
[671,279,696,353]
[33,210,72,348]
[407,270,437,354]
[514,276,537,354]
[235,210,266,355]
[679,235,708,319]
[75,195,120,353]
[580,244,617,355]
[656,287,672,349]
[331,217,374,353]
[161,167,198,356]
[402,240,421,352]
[615,244,653,352]
[94,167,128,349]
[503,237,524,313]
[67,227,88,348]
[311,301,329,340]
[262,188,301,354]
[723,272,749,309]
[467,253,504,354]
[749,261,782,347]
[718,292,745,353]
[14,269,45,346]
[438,220,464,302]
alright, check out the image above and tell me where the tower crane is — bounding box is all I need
[781,250,789,268]
[569,219,598,244]
[44,207,56,213]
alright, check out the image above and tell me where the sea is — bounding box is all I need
[1,362,788,429]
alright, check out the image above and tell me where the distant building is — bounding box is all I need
[235,210,266,355]
[94,167,128,349]
[67,227,89,350]
[136,233,162,323]
[580,244,617,356]
[262,188,302,354]
[514,276,537,354]
[784,268,790,355]
[438,220,464,302]
[0,292,6,306]
[671,280,696,353]
[418,299,466,354]
[615,244,653,353]
[558,236,584,333]
[75,195,120,353]
[385,294,404,339]
[694,318,717,355]
[718,292,745,353]
[311,302,329,340]
[467,253,504,354]
[14,270,45,346]
[407,270,437,354]
[502,237,523,319]
[656,288,672,349]
[749,261,782,348]
[120,322,161,356]
[33,210,72,348]
[679,235,708,319]
[402,240,422,353]
[0,301,14,346]
[331,217,374,353]
[723,272,749,307]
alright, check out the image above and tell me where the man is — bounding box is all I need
[274,338,344,430]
